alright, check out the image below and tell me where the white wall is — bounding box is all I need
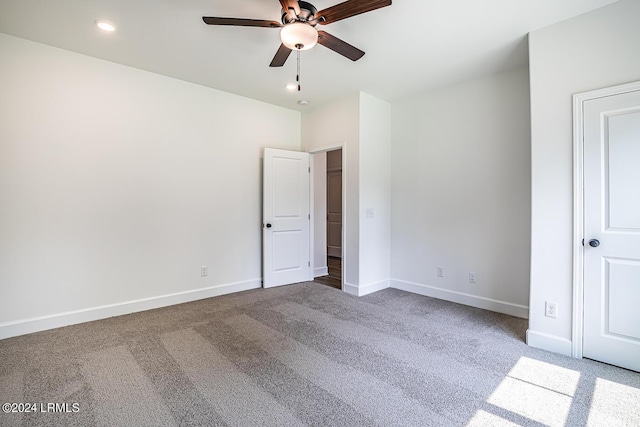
[312,152,327,276]
[528,0,640,354]
[391,67,531,318]
[0,33,301,338]
[359,93,391,293]
[302,94,360,287]
[302,92,392,296]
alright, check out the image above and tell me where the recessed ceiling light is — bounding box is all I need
[286,83,297,91]
[298,100,309,106]
[95,20,116,32]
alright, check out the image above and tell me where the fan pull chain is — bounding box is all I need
[296,48,301,92]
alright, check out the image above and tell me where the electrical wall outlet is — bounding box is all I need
[469,272,477,283]
[545,301,557,318]
[201,266,208,277]
[437,267,444,277]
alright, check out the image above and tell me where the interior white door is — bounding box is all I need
[583,88,640,372]
[263,148,310,288]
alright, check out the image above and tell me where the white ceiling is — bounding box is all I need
[0,0,618,111]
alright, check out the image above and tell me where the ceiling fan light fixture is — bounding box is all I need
[280,22,317,50]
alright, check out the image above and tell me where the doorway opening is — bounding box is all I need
[311,147,343,290]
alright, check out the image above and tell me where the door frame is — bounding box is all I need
[308,143,346,291]
[571,80,640,358]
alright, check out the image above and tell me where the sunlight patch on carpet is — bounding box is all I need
[487,356,580,426]
[587,378,640,426]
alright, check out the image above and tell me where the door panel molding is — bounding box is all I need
[572,80,640,359]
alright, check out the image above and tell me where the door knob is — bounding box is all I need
[265,223,272,228]
[589,239,600,247]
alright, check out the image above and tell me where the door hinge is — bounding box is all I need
[308,261,310,267]
[308,167,311,173]
[582,239,584,246]
[308,214,310,220]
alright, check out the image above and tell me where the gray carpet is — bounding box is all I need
[1,282,639,426]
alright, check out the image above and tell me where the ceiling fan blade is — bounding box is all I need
[279,0,301,20]
[270,43,293,67]
[316,0,391,25]
[202,17,281,28]
[317,31,365,61]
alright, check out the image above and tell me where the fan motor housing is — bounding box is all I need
[282,1,318,24]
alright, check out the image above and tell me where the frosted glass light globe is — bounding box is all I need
[280,22,318,50]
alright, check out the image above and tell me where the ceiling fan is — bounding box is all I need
[202,0,392,67]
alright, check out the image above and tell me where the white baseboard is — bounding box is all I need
[342,282,358,296]
[358,279,391,296]
[343,282,358,296]
[390,279,529,319]
[314,266,328,277]
[0,279,262,340]
[343,279,390,297]
[526,329,573,357]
